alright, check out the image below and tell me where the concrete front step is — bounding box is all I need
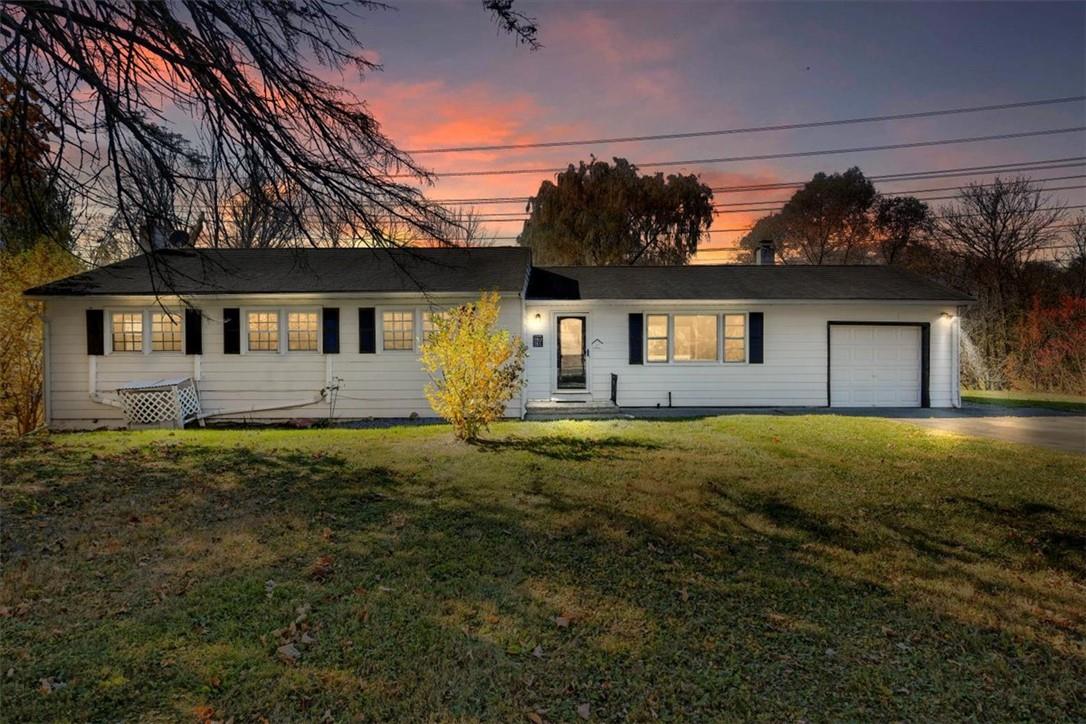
[524,399,629,421]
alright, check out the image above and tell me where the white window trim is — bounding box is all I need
[722,311,749,365]
[243,308,283,354]
[284,307,322,354]
[643,311,750,366]
[379,307,417,353]
[148,309,185,355]
[106,309,144,355]
[671,312,724,365]
[106,308,185,355]
[645,313,670,364]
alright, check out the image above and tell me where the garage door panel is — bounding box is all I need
[831,325,922,407]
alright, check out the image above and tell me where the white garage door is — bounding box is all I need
[830,325,922,407]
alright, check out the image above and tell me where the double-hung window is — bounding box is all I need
[646,314,669,363]
[672,314,718,362]
[382,310,414,351]
[112,312,143,352]
[421,310,442,342]
[247,311,279,352]
[723,314,746,362]
[150,312,182,352]
[287,311,319,352]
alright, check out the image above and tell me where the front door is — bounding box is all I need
[556,315,587,389]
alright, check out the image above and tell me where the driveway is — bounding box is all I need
[885,405,1085,454]
[541,404,1085,454]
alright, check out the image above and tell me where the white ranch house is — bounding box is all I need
[25,246,973,429]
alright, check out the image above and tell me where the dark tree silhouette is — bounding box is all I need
[873,195,932,265]
[0,0,538,258]
[518,158,714,265]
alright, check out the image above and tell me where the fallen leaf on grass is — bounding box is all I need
[309,554,334,581]
[532,645,543,658]
[277,643,301,665]
[193,705,216,723]
[576,703,591,719]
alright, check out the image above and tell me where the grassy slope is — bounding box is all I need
[2,417,1084,721]
[962,389,1086,412]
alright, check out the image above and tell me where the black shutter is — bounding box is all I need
[628,313,644,365]
[749,312,764,364]
[322,307,340,354]
[359,307,376,353]
[223,307,240,354]
[86,309,105,355]
[184,308,203,355]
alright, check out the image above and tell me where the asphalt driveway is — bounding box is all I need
[590,404,1086,454]
[887,405,1085,454]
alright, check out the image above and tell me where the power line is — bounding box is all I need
[709,176,1086,207]
[406,127,1086,178]
[472,193,1086,221]
[403,95,1086,154]
[431,158,1086,207]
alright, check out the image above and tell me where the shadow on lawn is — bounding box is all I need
[472,434,662,461]
[2,436,1085,721]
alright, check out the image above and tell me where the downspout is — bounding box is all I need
[198,389,328,420]
[43,320,52,427]
[87,356,123,409]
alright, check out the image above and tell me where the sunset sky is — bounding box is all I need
[348,1,1085,259]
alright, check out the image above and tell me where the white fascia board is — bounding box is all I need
[30,290,526,303]
[523,298,970,306]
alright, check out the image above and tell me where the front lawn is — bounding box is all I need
[2,417,1084,721]
[963,389,1086,412]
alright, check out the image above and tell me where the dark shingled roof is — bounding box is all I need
[526,264,973,301]
[24,247,532,296]
[25,246,971,302]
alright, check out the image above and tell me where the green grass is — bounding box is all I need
[2,417,1085,721]
[963,389,1086,412]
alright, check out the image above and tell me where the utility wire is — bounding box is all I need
[431,159,1086,205]
[404,127,1086,178]
[403,95,1086,154]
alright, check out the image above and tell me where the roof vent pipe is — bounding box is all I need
[758,239,776,265]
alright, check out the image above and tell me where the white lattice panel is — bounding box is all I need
[116,377,202,428]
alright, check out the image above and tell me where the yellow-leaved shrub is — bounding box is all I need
[420,291,526,441]
[1,242,82,435]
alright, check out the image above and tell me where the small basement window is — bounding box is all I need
[724,314,746,362]
[287,311,319,352]
[646,314,669,362]
[673,314,718,362]
[247,311,279,352]
[112,312,143,352]
[151,312,182,352]
[383,310,414,350]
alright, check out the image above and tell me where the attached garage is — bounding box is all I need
[828,323,929,408]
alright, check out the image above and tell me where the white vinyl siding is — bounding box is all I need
[42,295,524,428]
[523,302,957,409]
